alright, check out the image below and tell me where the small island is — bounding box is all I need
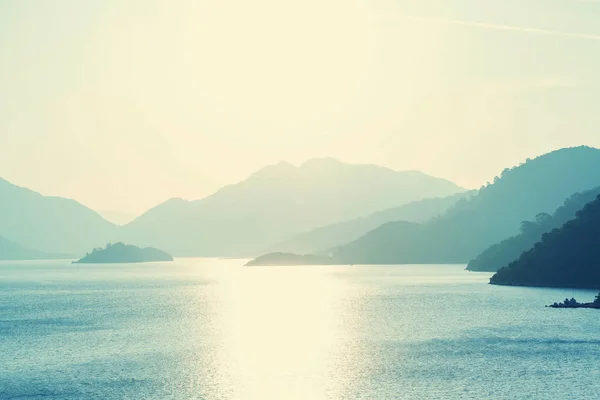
[73,242,173,264]
[547,293,600,309]
[245,252,338,266]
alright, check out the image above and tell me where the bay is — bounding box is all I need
[1,259,599,399]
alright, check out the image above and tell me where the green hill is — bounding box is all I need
[467,187,600,271]
[268,191,473,255]
[490,194,600,288]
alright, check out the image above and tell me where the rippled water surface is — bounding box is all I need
[1,259,599,399]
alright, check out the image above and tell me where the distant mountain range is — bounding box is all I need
[0,159,463,259]
[0,235,66,260]
[267,191,475,255]
[5,148,600,265]
[121,158,464,256]
[490,193,600,289]
[0,177,117,255]
[332,146,600,265]
[467,186,600,272]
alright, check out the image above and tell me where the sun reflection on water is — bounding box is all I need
[208,265,367,400]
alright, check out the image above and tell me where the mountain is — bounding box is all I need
[334,146,600,265]
[490,194,600,289]
[0,235,65,260]
[123,158,464,256]
[467,186,600,272]
[73,242,173,264]
[268,191,474,255]
[0,178,117,254]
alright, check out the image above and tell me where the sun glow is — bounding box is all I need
[77,0,379,133]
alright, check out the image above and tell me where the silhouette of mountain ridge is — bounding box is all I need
[334,146,600,264]
[0,177,117,254]
[123,158,464,256]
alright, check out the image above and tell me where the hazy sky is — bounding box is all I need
[2,0,600,214]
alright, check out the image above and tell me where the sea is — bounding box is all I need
[1,259,599,399]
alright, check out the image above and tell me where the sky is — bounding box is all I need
[1,0,600,215]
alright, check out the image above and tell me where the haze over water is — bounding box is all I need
[2,259,599,399]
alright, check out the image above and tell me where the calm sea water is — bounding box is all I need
[1,259,599,400]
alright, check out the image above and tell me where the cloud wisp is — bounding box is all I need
[400,14,600,42]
